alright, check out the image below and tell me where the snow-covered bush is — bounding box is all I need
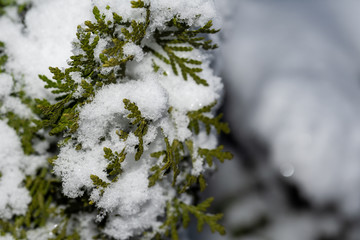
[0,0,231,239]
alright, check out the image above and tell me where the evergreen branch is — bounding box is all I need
[149,138,184,187]
[179,174,207,193]
[90,174,110,191]
[103,147,126,182]
[131,0,145,8]
[0,41,8,73]
[198,145,233,167]
[5,112,39,155]
[159,198,225,239]
[49,218,81,240]
[187,101,230,134]
[147,17,219,86]
[179,198,225,234]
[160,202,180,240]
[116,129,129,140]
[123,98,149,160]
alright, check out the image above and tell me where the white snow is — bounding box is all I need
[0,0,93,99]
[0,120,31,219]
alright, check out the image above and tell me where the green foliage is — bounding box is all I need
[0,0,15,15]
[2,111,38,155]
[0,41,7,72]
[104,147,126,182]
[131,0,145,8]
[159,198,225,239]
[146,17,219,86]
[24,168,58,228]
[90,174,110,190]
[0,67,43,155]
[85,4,149,75]
[0,168,61,239]
[180,173,207,194]
[123,98,149,161]
[188,101,230,134]
[116,129,129,141]
[0,0,29,16]
[180,198,225,234]
[198,145,233,167]
[0,167,98,238]
[152,59,167,76]
[49,218,81,240]
[149,138,184,187]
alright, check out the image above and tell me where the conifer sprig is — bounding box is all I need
[104,147,126,182]
[0,41,7,72]
[187,101,230,134]
[198,145,233,167]
[90,174,110,193]
[180,197,225,234]
[158,198,225,239]
[4,112,39,155]
[146,17,219,86]
[123,98,149,161]
[49,218,81,240]
[0,168,81,239]
[149,138,184,187]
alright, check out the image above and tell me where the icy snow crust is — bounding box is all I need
[0,0,222,239]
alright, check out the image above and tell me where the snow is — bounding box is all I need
[0,235,14,240]
[0,73,12,97]
[0,0,93,99]
[77,76,168,149]
[123,42,144,62]
[0,120,31,219]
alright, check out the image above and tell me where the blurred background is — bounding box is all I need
[191,1,360,239]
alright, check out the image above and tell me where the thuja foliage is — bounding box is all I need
[156,197,225,240]
[0,41,7,74]
[0,43,99,240]
[0,0,30,17]
[0,0,232,239]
